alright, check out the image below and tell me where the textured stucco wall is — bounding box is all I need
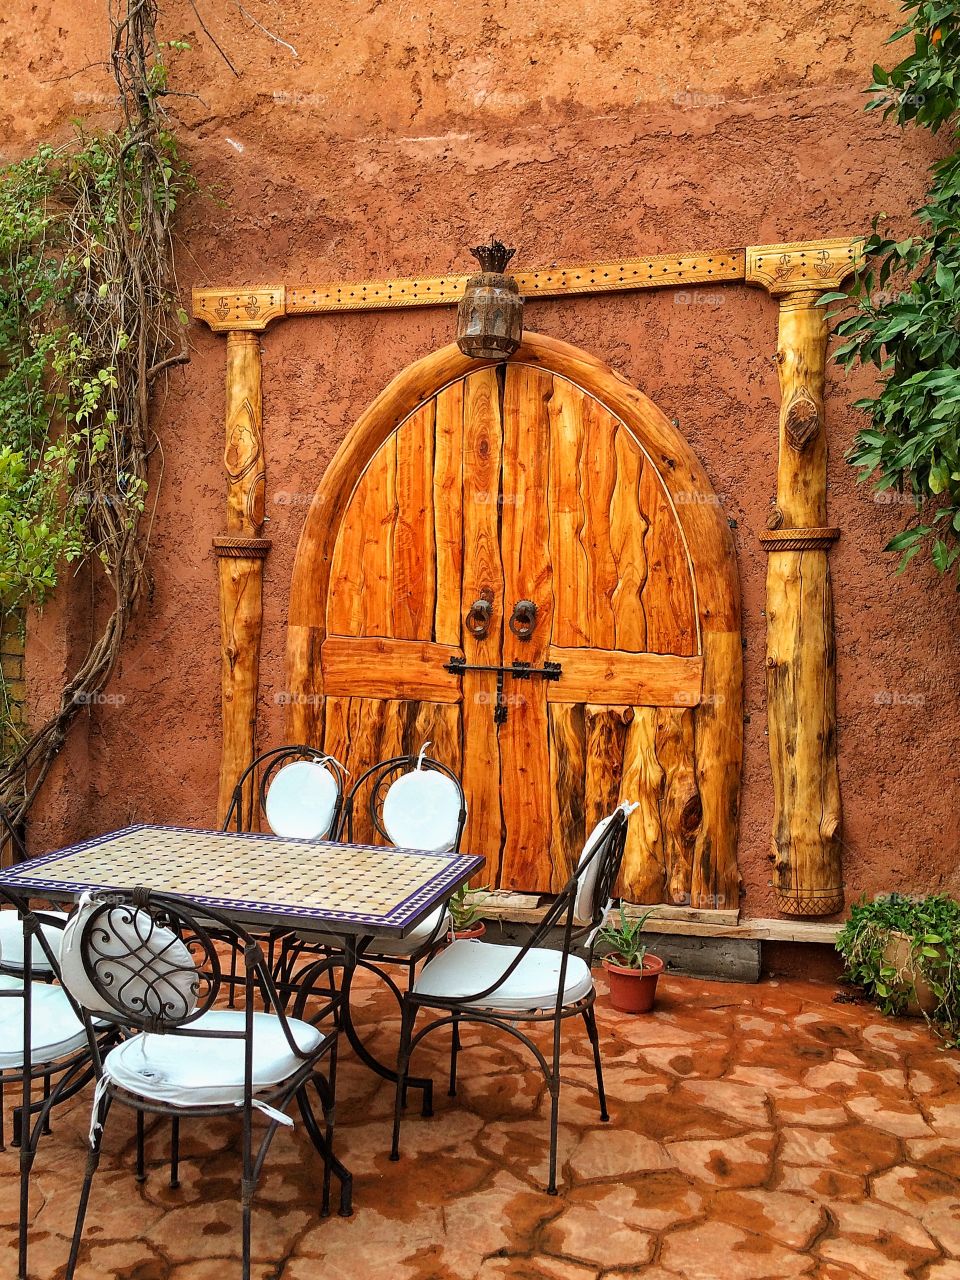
[3,0,959,918]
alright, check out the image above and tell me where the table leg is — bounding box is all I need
[337,937,434,1115]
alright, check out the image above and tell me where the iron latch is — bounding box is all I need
[443,656,563,723]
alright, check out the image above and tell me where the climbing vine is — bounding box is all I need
[0,0,191,821]
[823,2,960,583]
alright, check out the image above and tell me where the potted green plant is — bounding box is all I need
[836,893,959,1043]
[599,906,664,1014]
[448,884,488,941]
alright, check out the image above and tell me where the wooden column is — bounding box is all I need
[214,331,270,824]
[746,243,854,916]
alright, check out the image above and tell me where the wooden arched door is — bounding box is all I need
[287,334,742,909]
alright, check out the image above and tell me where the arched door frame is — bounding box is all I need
[286,331,742,910]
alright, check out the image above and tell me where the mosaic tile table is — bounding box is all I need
[0,824,484,1100]
[0,824,483,937]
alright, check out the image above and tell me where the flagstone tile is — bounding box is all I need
[846,1094,934,1137]
[775,1163,869,1202]
[679,1078,771,1127]
[778,1125,902,1174]
[710,1188,827,1250]
[540,1185,655,1267]
[567,1125,673,1179]
[667,1132,776,1188]
[659,1220,815,1278]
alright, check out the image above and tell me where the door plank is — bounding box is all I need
[546,648,703,706]
[322,636,461,701]
[346,697,387,844]
[433,380,465,646]
[639,462,698,656]
[617,707,666,902]
[547,702,586,890]
[393,401,437,639]
[656,707,702,904]
[321,695,351,778]
[327,436,398,637]
[609,427,649,651]
[584,703,631,834]
[460,367,505,882]
[547,379,590,647]
[578,396,619,648]
[499,365,555,890]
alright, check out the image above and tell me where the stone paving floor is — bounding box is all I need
[3,968,960,1279]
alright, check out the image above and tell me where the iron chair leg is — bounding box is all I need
[170,1117,181,1189]
[583,1005,609,1122]
[66,1096,112,1280]
[448,1014,461,1097]
[390,1002,416,1161]
[135,1110,146,1182]
[547,1017,564,1196]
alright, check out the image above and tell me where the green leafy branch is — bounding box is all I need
[822,1,960,583]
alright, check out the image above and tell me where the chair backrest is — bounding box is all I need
[574,801,638,933]
[59,892,209,1026]
[346,747,466,852]
[225,745,347,840]
[429,804,632,1014]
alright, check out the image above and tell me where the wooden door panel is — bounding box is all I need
[498,365,555,890]
[321,636,461,701]
[546,648,703,706]
[327,431,397,637]
[433,381,465,645]
[639,464,698,656]
[393,401,437,640]
[460,367,505,878]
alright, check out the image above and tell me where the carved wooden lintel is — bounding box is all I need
[194,287,286,333]
[192,239,861,332]
[745,237,863,296]
[760,528,840,552]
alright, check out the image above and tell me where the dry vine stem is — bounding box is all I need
[0,0,188,828]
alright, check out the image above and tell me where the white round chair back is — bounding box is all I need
[382,764,463,852]
[60,898,199,1023]
[264,759,339,840]
[0,909,69,975]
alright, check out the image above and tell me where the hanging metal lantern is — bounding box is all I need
[456,238,523,360]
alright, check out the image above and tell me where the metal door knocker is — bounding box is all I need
[509,599,537,640]
[465,592,494,639]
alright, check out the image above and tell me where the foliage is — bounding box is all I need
[448,883,488,933]
[597,905,654,970]
[822,1,960,583]
[836,893,960,1045]
[0,0,190,805]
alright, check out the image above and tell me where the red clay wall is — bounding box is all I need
[3,1,959,917]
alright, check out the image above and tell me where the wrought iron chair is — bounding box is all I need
[59,888,351,1280]
[278,749,467,999]
[221,745,348,1004]
[0,889,111,1280]
[390,802,634,1195]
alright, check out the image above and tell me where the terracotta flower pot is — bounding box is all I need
[882,931,940,1017]
[603,953,664,1014]
[449,920,486,943]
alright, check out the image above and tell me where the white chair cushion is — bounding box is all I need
[414,939,594,1012]
[265,760,338,840]
[370,905,450,957]
[0,909,69,974]
[60,902,198,1023]
[382,769,462,852]
[0,980,89,1069]
[101,1009,325,1108]
[290,904,450,958]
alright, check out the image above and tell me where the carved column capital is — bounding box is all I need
[745,238,862,296]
